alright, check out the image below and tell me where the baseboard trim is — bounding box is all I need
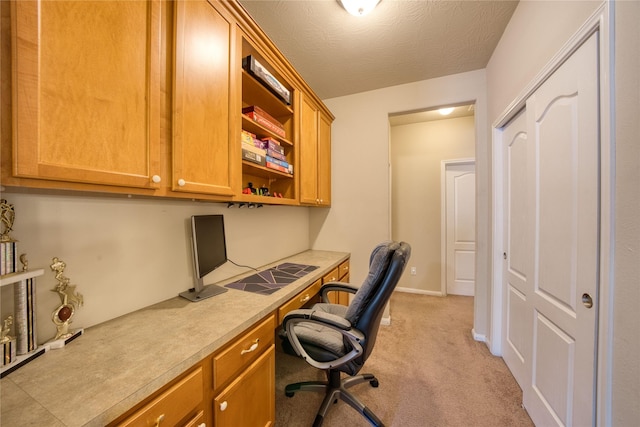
[381,315,391,326]
[472,328,486,342]
[395,287,443,297]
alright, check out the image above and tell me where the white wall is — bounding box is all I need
[485,0,600,347]
[310,70,488,331]
[487,0,640,425]
[0,193,309,342]
[612,1,640,425]
[390,116,475,293]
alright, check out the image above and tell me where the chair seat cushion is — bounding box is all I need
[289,303,350,356]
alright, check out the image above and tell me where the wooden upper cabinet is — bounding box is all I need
[11,0,162,189]
[172,0,237,196]
[299,93,331,206]
[299,94,318,205]
[317,111,332,206]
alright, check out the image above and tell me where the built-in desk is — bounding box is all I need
[0,250,349,426]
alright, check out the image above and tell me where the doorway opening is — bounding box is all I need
[388,104,477,297]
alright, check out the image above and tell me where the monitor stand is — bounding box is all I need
[179,284,228,302]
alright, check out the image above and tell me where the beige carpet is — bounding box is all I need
[275,292,534,426]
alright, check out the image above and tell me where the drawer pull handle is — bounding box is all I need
[220,401,228,411]
[240,339,259,355]
[299,294,310,303]
[153,414,165,426]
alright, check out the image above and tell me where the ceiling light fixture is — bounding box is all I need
[339,0,381,17]
[439,107,455,116]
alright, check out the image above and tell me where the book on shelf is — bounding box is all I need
[242,55,291,105]
[242,147,266,166]
[260,137,284,154]
[266,148,286,161]
[242,141,266,155]
[266,156,289,169]
[266,160,293,175]
[242,106,286,138]
[241,130,256,146]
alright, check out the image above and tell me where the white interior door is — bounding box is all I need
[445,163,476,296]
[501,109,531,389]
[516,33,600,427]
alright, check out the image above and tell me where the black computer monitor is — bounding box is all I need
[179,214,229,301]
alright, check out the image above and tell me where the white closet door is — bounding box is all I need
[501,109,531,390]
[445,163,476,296]
[523,32,599,427]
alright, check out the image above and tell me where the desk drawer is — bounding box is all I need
[339,260,350,279]
[117,367,203,427]
[278,279,321,324]
[323,267,339,283]
[213,314,275,390]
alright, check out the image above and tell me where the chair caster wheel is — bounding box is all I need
[370,379,379,388]
[285,391,295,397]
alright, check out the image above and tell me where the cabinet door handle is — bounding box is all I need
[240,339,259,355]
[151,175,161,183]
[153,414,165,426]
[177,178,186,187]
[299,294,310,303]
[220,401,228,411]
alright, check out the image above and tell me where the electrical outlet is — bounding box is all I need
[410,267,416,276]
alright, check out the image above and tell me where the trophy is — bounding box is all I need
[49,257,84,343]
[1,316,16,366]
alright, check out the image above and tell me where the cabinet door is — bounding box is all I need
[299,94,319,205]
[214,345,275,427]
[172,0,236,196]
[11,0,161,189]
[317,111,332,206]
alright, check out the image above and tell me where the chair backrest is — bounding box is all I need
[345,241,411,370]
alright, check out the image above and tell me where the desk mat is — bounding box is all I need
[225,263,319,296]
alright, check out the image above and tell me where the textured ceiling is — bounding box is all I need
[239,0,518,100]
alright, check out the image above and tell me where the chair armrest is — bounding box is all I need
[282,308,365,371]
[319,282,358,303]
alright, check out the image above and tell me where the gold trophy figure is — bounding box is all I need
[50,258,84,341]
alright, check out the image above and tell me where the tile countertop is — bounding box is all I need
[0,250,349,427]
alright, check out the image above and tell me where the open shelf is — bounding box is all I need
[241,115,293,147]
[242,70,293,117]
[242,161,293,179]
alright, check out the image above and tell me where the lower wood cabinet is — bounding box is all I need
[325,260,350,306]
[213,345,275,427]
[116,367,204,427]
[277,279,322,324]
[107,259,349,427]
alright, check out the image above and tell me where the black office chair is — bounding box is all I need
[280,241,411,427]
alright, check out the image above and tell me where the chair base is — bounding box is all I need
[284,369,384,427]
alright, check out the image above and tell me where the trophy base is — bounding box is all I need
[0,346,47,379]
[45,328,84,350]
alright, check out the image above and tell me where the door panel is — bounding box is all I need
[445,163,475,296]
[172,0,235,196]
[502,109,530,389]
[524,32,599,427]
